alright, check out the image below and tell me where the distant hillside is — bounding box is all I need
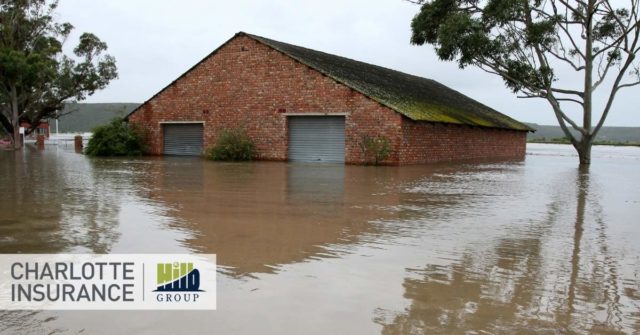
[53,103,140,133]
[526,123,640,143]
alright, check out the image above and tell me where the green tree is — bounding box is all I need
[0,0,117,149]
[410,0,640,165]
[85,118,145,156]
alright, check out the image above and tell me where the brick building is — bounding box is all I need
[19,121,50,140]
[126,32,532,164]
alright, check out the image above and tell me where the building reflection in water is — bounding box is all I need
[2,147,639,334]
[141,159,436,277]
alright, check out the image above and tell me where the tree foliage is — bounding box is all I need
[0,0,117,148]
[85,118,145,156]
[411,0,640,164]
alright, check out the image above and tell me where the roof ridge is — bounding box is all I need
[128,31,533,132]
[243,33,532,131]
[244,32,440,86]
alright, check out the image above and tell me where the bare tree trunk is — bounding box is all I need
[10,86,22,150]
[575,136,593,165]
[577,0,595,166]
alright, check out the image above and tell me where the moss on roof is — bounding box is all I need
[245,33,533,132]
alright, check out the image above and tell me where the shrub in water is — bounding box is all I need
[86,118,146,156]
[360,134,391,165]
[206,128,256,161]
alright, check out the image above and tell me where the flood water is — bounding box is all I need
[1,143,639,334]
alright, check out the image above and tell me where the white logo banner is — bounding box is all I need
[0,254,216,310]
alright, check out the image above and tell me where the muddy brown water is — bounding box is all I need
[0,143,639,334]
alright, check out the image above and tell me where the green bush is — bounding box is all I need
[360,135,391,165]
[206,128,256,161]
[86,118,146,156]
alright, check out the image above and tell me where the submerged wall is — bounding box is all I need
[400,119,527,164]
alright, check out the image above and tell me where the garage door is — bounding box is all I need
[288,116,345,163]
[163,123,203,156]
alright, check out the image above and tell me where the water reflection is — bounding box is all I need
[0,144,639,334]
[0,147,125,253]
[138,160,402,276]
[379,165,639,334]
[286,164,345,204]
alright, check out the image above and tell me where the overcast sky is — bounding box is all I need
[56,0,638,126]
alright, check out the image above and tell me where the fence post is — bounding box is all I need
[36,134,45,149]
[74,135,83,153]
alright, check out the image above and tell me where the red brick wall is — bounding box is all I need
[128,35,403,164]
[20,121,50,139]
[400,118,527,164]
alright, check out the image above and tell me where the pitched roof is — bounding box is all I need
[245,33,531,131]
[129,32,533,131]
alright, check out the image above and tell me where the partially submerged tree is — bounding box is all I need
[0,0,117,149]
[410,0,640,164]
[86,118,145,157]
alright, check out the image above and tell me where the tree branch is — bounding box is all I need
[546,48,586,71]
[593,37,639,138]
[616,80,640,90]
[558,0,586,21]
[593,50,618,90]
[548,95,581,145]
[551,88,585,96]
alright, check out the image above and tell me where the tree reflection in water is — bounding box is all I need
[0,147,125,254]
[380,166,638,334]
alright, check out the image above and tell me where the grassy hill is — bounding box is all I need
[526,123,640,143]
[53,103,140,133]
